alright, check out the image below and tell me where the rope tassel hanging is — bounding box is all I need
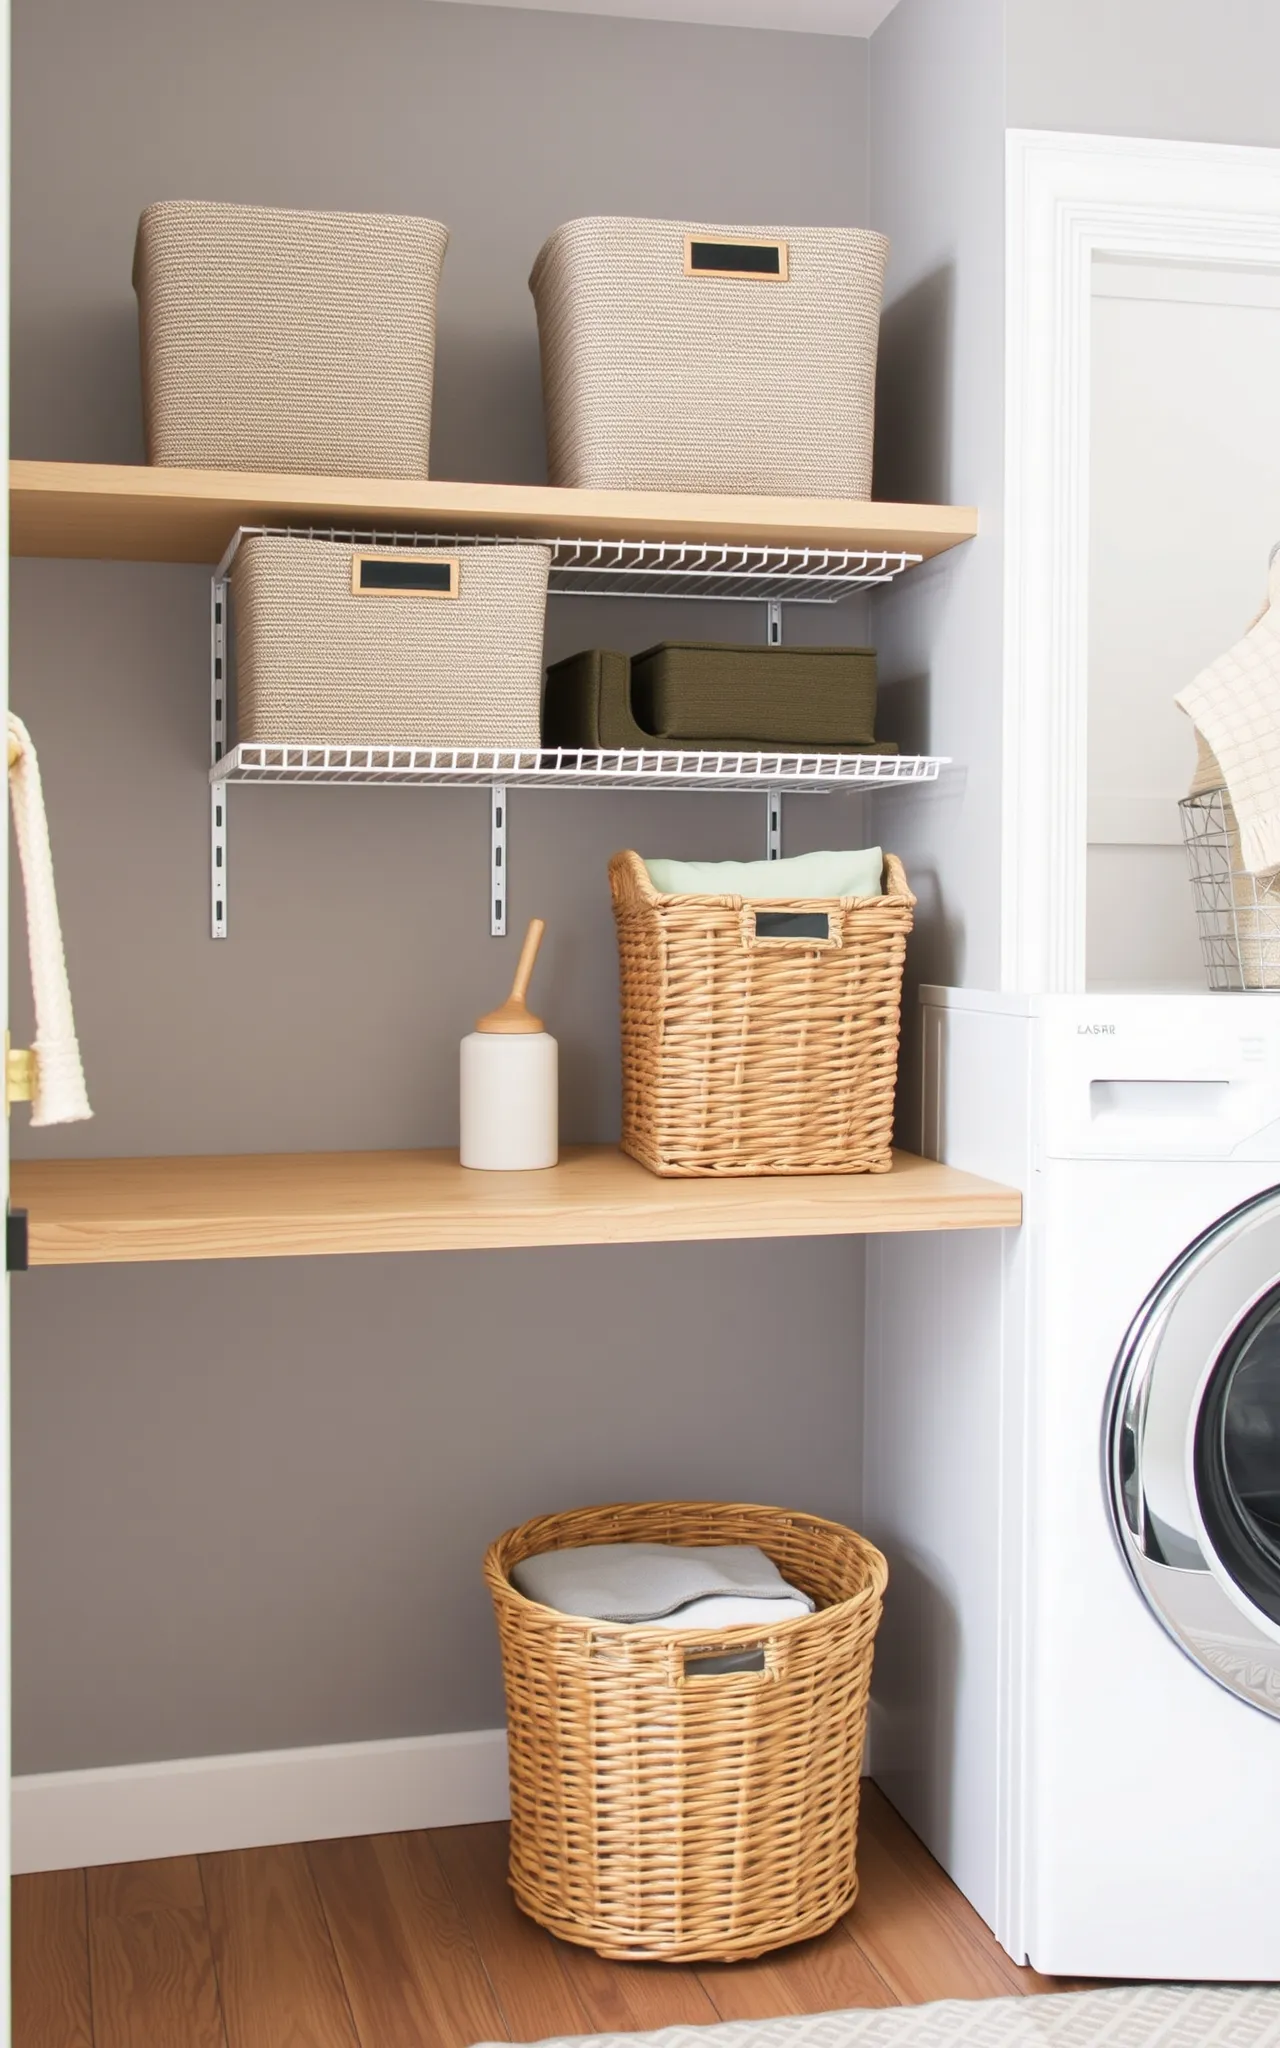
[7,713,92,1126]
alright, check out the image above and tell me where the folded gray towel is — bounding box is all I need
[509,1541,814,1624]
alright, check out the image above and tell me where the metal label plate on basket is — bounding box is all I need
[753,912,832,941]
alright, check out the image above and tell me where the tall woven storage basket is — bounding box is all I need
[486,1500,888,1963]
[610,851,914,1176]
[134,201,449,476]
[530,217,888,496]
[231,537,550,748]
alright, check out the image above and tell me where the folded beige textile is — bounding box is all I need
[1190,727,1226,797]
[7,714,92,1126]
[1176,555,1280,874]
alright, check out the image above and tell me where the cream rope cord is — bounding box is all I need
[7,714,92,1125]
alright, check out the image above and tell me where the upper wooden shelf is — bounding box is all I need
[10,461,979,567]
[10,1145,1020,1267]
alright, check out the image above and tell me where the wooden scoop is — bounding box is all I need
[476,918,546,1034]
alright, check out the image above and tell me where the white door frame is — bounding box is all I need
[1001,128,1280,993]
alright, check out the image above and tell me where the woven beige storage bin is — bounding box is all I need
[530,216,888,496]
[610,850,914,1177]
[486,1499,888,1963]
[134,201,449,476]
[231,537,550,748]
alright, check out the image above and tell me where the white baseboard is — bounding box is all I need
[11,1726,510,1874]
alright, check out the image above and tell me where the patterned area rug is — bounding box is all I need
[474,1984,1280,2048]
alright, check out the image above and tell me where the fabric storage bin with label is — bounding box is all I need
[529,216,888,496]
[543,647,897,754]
[630,643,879,748]
[134,201,449,476]
[231,537,550,749]
[609,849,914,1176]
[486,1498,888,1962]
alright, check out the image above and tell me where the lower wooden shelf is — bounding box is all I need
[10,1146,1021,1267]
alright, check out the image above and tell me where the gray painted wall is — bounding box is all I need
[10,0,872,1772]
[1006,0,1280,149]
[14,1242,864,1772]
[868,0,1007,1030]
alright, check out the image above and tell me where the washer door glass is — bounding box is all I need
[1194,1287,1280,1629]
[1108,1185,1280,1718]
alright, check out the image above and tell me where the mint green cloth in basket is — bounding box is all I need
[644,847,883,900]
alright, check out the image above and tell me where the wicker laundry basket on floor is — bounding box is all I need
[134,200,449,475]
[485,1500,888,1963]
[610,850,915,1176]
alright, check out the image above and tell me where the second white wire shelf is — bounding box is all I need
[207,527,951,937]
[216,524,923,602]
[213,743,947,792]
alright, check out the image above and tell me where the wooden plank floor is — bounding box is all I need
[13,1787,1092,2047]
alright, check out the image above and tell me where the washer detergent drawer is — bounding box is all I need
[1042,996,1280,1159]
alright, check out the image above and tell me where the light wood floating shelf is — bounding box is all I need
[11,1146,1021,1266]
[10,460,979,567]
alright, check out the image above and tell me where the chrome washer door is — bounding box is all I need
[1107,1185,1280,1718]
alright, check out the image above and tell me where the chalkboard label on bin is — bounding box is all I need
[352,555,460,597]
[685,236,789,281]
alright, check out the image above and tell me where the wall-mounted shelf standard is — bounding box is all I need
[10,460,980,566]
[9,1147,1022,1266]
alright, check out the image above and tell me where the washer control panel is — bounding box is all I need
[1043,995,1280,1160]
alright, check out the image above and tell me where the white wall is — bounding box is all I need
[1086,259,1280,989]
[1006,0,1280,150]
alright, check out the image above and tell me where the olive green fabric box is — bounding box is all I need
[630,642,878,748]
[543,649,651,749]
[542,646,895,754]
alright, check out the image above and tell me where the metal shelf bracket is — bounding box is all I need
[491,783,507,937]
[211,576,228,939]
[766,789,783,860]
[765,602,782,853]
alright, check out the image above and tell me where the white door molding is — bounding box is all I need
[1001,129,1280,992]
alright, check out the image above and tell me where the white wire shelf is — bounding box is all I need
[216,525,921,602]
[207,528,944,939]
[214,743,946,793]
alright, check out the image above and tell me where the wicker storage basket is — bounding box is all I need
[231,537,550,748]
[486,1499,888,1962]
[134,201,449,476]
[610,850,914,1176]
[530,217,888,496]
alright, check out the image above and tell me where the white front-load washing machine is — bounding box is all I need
[864,990,1280,1981]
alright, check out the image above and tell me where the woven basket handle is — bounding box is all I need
[738,905,842,952]
[668,1639,783,1686]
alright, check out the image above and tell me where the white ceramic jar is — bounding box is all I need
[458,917,559,1171]
[460,1029,558,1170]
